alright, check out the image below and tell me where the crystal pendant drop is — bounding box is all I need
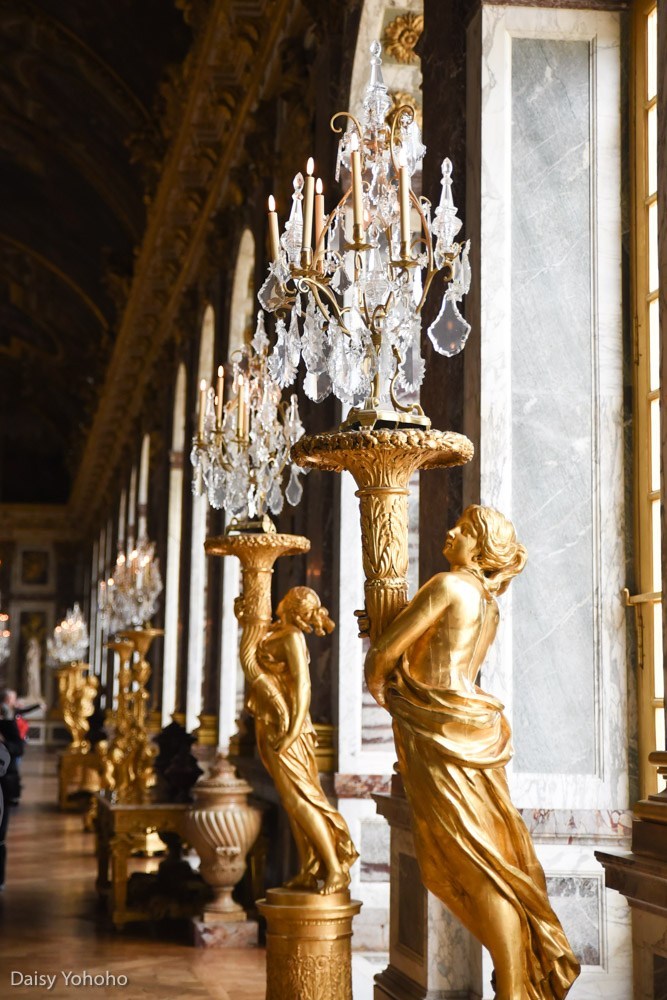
[427,294,471,357]
[285,466,303,508]
[304,370,332,402]
[268,317,298,388]
[251,310,270,354]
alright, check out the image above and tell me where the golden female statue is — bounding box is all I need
[242,586,358,894]
[364,505,580,999]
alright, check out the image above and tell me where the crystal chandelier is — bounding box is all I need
[47,603,89,664]
[258,41,471,429]
[190,313,307,523]
[98,536,163,631]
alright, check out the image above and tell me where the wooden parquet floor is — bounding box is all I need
[0,748,267,1000]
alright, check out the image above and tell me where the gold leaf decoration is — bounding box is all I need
[383,12,424,66]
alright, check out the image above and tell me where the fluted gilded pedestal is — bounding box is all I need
[258,887,361,1000]
[293,429,474,639]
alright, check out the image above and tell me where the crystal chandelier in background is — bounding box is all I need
[190,312,307,523]
[259,41,471,428]
[47,603,89,664]
[0,606,10,666]
[98,536,163,632]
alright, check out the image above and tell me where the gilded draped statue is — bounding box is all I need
[364,505,580,999]
[237,585,358,894]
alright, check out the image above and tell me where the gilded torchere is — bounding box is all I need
[96,633,159,804]
[206,528,360,999]
[365,506,580,998]
[55,661,100,809]
[271,38,579,998]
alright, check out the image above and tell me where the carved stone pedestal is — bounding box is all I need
[373,777,482,1000]
[257,887,361,1000]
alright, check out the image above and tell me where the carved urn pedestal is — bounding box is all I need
[258,887,362,1000]
[185,753,262,948]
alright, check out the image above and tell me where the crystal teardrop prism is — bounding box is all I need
[426,294,471,357]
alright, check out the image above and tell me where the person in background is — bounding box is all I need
[0,691,25,888]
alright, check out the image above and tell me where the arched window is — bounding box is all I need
[228,228,256,357]
[137,433,150,538]
[162,363,186,724]
[217,231,256,748]
[186,306,215,731]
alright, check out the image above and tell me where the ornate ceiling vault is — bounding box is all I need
[0,0,360,529]
[0,0,191,505]
[68,0,301,534]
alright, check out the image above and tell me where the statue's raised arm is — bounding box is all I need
[365,505,580,1000]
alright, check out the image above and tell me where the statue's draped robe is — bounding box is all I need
[249,652,358,877]
[388,667,580,999]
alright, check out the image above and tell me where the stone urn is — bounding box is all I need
[185,753,262,920]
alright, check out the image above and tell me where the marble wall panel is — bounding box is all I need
[472,3,625,813]
[360,816,391,882]
[510,36,596,774]
[546,875,602,966]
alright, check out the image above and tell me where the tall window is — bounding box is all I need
[162,364,186,724]
[186,306,215,731]
[632,1,663,794]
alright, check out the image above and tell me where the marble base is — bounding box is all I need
[192,917,258,949]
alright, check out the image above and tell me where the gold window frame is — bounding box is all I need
[630,0,663,797]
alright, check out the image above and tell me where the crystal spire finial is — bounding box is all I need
[363,40,391,128]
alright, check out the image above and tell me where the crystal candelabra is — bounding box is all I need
[47,603,89,664]
[98,536,163,631]
[191,313,307,525]
[259,41,471,429]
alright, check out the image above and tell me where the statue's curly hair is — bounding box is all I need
[464,505,527,596]
[276,586,335,636]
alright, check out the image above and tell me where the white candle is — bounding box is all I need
[398,147,411,249]
[237,374,246,440]
[350,133,364,231]
[268,195,280,262]
[198,378,207,436]
[216,365,224,426]
[301,158,315,252]
[315,178,325,264]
